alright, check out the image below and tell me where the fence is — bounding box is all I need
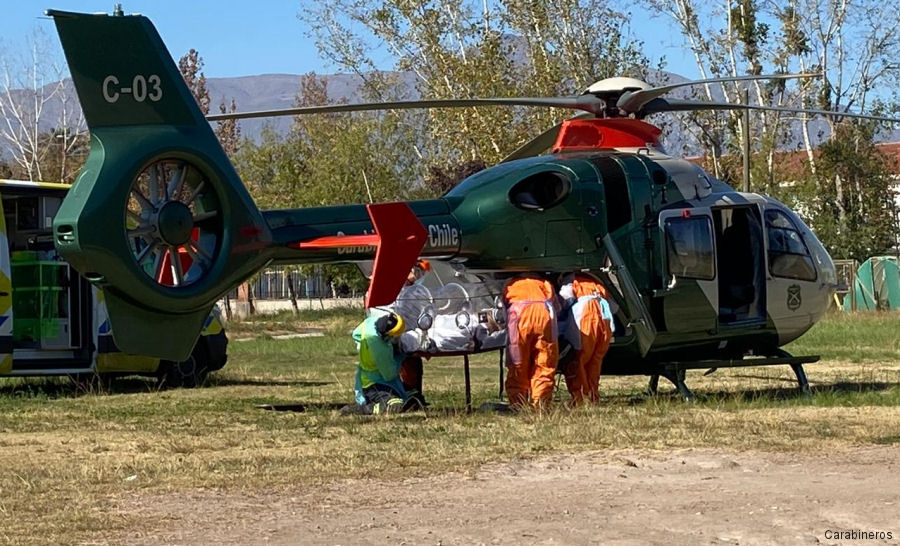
[224,267,335,301]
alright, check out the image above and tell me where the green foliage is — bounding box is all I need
[234,72,424,292]
[730,0,768,75]
[647,0,899,256]
[779,123,899,260]
[302,0,655,166]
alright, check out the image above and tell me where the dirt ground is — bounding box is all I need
[119,445,899,545]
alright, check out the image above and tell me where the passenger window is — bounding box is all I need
[765,210,816,281]
[665,216,715,280]
[508,171,571,211]
[591,157,631,232]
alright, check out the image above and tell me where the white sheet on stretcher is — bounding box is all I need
[399,318,507,354]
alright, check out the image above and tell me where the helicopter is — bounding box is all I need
[45,8,900,398]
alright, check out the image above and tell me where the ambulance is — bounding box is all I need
[0,179,227,386]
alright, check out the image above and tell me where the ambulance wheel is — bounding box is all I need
[159,343,209,389]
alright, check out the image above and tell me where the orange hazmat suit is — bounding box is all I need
[559,273,614,404]
[503,275,559,408]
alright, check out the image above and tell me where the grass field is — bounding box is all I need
[0,310,898,544]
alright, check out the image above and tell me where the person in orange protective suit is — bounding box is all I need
[503,274,560,409]
[558,272,615,405]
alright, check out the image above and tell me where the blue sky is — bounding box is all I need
[1,1,695,79]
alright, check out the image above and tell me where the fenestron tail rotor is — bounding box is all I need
[125,159,222,288]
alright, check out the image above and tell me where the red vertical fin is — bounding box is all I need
[365,203,428,308]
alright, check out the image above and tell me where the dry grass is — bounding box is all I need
[0,310,898,544]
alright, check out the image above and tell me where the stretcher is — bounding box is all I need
[398,319,507,413]
[408,344,505,413]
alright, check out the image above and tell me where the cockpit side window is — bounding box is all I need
[664,216,715,280]
[765,209,816,281]
[508,171,571,211]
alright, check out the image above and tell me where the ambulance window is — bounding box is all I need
[665,216,715,280]
[508,171,571,211]
[765,209,816,281]
[16,197,39,230]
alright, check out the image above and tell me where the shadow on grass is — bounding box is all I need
[210,377,332,388]
[255,401,348,412]
[631,380,900,405]
[0,375,338,401]
[0,375,162,399]
[723,373,807,383]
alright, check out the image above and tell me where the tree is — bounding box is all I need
[775,0,899,235]
[643,0,810,185]
[39,127,89,184]
[0,28,87,182]
[214,99,242,157]
[786,124,899,260]
[302,0,655,167]
[644,0,899,257]
[235,72,422,296]
[0,158,12,178]
[423,159,486,195]
[178,49,210,115]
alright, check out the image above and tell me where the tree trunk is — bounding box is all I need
[286,271,299,314]
[834,173,847,233]
[223,293,233,321]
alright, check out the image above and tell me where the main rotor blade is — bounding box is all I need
[500,113,593,163]
[206,96,605,121]
[617,73,821,115]
[647,98,900,124]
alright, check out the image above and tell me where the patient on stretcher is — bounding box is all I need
[390,281,508,355]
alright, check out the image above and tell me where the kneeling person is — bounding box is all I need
[344,312,416,415]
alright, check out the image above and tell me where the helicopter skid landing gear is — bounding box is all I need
[790,363,810,394]
[647,352,819,401]
[648,369,694,401]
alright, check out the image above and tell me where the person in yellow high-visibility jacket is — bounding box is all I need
[341,312,410,415]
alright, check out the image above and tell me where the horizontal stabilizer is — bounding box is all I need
[292,234,379,249]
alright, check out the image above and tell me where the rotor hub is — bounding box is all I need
[156,201,194,246]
